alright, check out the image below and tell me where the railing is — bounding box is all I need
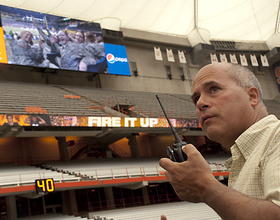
[0,165,164,188]
[0,170,80,188]
[68,140,88,159]
[0,163,228,190]
[108,143,131,157]
[65,165,166,180]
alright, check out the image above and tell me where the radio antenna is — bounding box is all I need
[156,95,182,144]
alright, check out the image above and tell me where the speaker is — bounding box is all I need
[191,43,215,64]
[265,47,280,65]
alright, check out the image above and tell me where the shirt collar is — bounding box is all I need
[224,157,232,170]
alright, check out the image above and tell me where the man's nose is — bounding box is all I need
[196,96,210,111]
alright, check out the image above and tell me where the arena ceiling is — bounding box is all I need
[0,0,280,45]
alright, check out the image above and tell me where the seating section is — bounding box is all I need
[0,81,279,119]
[0,159,227,220]
[42,158,166,180]
[42,157,228,181]
[0,80,277,220]
[0,156,228,188]
[61,85,197,119]
[88,201,220,220]
[19,202,220,220]
[0,164,80,187]
[0,82,106,116]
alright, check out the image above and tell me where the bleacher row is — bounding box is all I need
[43,158,166,180]
[0,82,105,117]
[0,157,228,188]
[19,202,220,220]
[20,213,87,220]
[0,164,80,187]
[61,85,197,118]
[87,201,220,220]
[0,81,279,119]
[0,81,194,118]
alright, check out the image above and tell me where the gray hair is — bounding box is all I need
[228,64,264,104]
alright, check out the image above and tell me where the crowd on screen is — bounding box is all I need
[1,114,78,127]
[3,16,106,72]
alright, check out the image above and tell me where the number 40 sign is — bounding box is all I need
[35,179,55,194]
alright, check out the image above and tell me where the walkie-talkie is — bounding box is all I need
[156,95,188,162]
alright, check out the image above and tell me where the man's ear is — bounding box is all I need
[247,87,260,107]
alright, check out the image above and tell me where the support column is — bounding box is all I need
[56,137,69,161]
[127,134,139,158]
[6,195,17,220]
[61,190,78,216]
[142,186,150,205]
[105,187,115,209]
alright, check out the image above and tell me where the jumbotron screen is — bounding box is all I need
[0,5,130,76]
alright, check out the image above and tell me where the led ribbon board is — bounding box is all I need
[0,114,201,128]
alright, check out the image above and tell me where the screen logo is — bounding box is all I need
[104,43,131,76]
[106,53,128,64]
[106,53,115,64]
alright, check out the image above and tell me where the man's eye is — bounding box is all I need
[193,97,199,104]
[211,87,219,92]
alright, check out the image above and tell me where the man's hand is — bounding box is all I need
[160,144,280,220]
[159,144,217,203]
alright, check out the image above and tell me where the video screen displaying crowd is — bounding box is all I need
[0,114,81,127]
[1,5,107,73]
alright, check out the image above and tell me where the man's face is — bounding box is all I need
[191,64,254,147]
[7,116,13,123]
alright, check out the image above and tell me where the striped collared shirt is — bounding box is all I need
[225,115,280,206]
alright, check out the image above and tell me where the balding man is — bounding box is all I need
[160,63,280,219]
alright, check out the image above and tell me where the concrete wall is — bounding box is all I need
[0,27,278,99]
[99,43,193,94]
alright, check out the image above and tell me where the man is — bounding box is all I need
[3,114,19,126]
[23,115,46,126]
[159,63,280,219]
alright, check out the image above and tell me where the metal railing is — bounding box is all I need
[0,162,228,190]
[108,143,130,157]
